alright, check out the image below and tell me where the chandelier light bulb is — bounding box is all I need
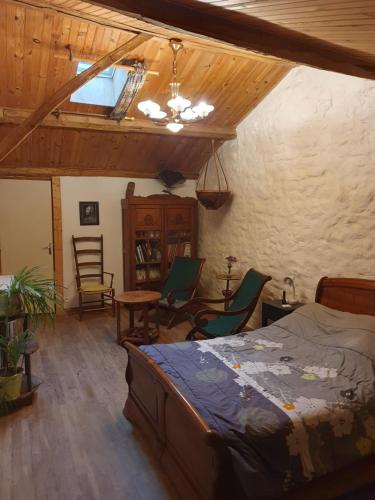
[137,100,160,116]
[192,102,214,118]
[166,122,184,133]
[167,95,191,113]
[149,110,167,120]
[180,108,198,121]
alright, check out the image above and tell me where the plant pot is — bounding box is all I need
[0,371,22,400]
[0,292,22,318]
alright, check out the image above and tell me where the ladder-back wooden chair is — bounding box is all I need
[72,235,115,321]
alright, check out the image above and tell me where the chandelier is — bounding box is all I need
[137,39,214,133]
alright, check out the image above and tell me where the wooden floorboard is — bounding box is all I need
[0,309,187,500]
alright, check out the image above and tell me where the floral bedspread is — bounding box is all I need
[140,303,375,499]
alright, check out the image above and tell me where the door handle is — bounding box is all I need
[43,243,52,255]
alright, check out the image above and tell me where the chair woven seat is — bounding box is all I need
[80,283,112,293]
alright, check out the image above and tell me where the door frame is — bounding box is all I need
[0,176,64,313]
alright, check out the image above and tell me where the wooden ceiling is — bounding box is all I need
[0,0,290,178]
[198,0,375,55]
[1,0,373,179]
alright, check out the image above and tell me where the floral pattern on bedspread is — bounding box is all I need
[141,303,375,499]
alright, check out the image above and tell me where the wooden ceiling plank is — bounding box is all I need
[0,33,150,164]
[79,0,375,80]
[199,0,375,55]
[9,0,290,64]
[0,122,214,178]
[35,11,55,104]
[204,0,372,8]
[235,1,375,16]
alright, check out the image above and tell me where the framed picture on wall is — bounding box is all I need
[79,201,99,225]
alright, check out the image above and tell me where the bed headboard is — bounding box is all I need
[315,277,375,316]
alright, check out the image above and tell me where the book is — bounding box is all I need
[183,242,191,257]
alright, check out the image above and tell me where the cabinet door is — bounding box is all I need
[166,206,192,229]
[134,207,162,230]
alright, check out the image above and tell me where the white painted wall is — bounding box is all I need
[61,177,196,308]
[198,67,375,327]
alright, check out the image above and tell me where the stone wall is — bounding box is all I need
[198,66,375,328]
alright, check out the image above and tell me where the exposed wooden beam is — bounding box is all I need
[0,33,150,164]
[10,0,289,66]
[86,0,375,80]
[0,107,236,140]
[0,166,198,180]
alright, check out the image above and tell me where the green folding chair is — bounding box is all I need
[186,268,271,340]
[158,256,205,329]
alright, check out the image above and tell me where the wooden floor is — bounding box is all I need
[0,309,187,500]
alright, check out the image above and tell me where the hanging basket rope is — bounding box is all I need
[196,140,231,210]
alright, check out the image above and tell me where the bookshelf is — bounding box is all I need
[122,193,197,291]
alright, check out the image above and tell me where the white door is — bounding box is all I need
[0,179,54,278]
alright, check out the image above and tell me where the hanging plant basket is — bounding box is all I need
[196,190,231,210]
[196,140,231,210]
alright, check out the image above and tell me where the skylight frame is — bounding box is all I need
[76,61,116,79]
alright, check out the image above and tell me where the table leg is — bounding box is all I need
[223,279,232,310]
[261,309,268,328]
[116,301,121,345]
[143,305,150,344]
[155,301,160,335]
[129,306,135,331]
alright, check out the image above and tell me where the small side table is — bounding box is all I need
[216,273,241,310]
[261,300,304,327]
[115,290,161,346]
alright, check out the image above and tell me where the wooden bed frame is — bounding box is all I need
[123,277,375,499]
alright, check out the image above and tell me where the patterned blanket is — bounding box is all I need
[141,303,375,498]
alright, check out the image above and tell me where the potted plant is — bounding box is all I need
[0,267,58,321]
[0,330,31,401]
[0,267,60,406]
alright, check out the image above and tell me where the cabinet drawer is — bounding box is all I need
[134,207,161,229]
[166,207,191,228]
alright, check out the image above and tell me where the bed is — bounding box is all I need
[123,277,375,499]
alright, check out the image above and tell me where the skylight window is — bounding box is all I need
[70,61,128,107]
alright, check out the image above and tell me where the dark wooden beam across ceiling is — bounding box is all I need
[87,0,375,80]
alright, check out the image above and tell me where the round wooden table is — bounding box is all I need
[216,273,241,310]
[115,290,161,346]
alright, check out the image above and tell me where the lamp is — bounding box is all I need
[137,39,214,133]
[283,276,297,304]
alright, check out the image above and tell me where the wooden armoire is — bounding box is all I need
[122,193,198,291]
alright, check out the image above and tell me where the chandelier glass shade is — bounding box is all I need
[137,39,214,133]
